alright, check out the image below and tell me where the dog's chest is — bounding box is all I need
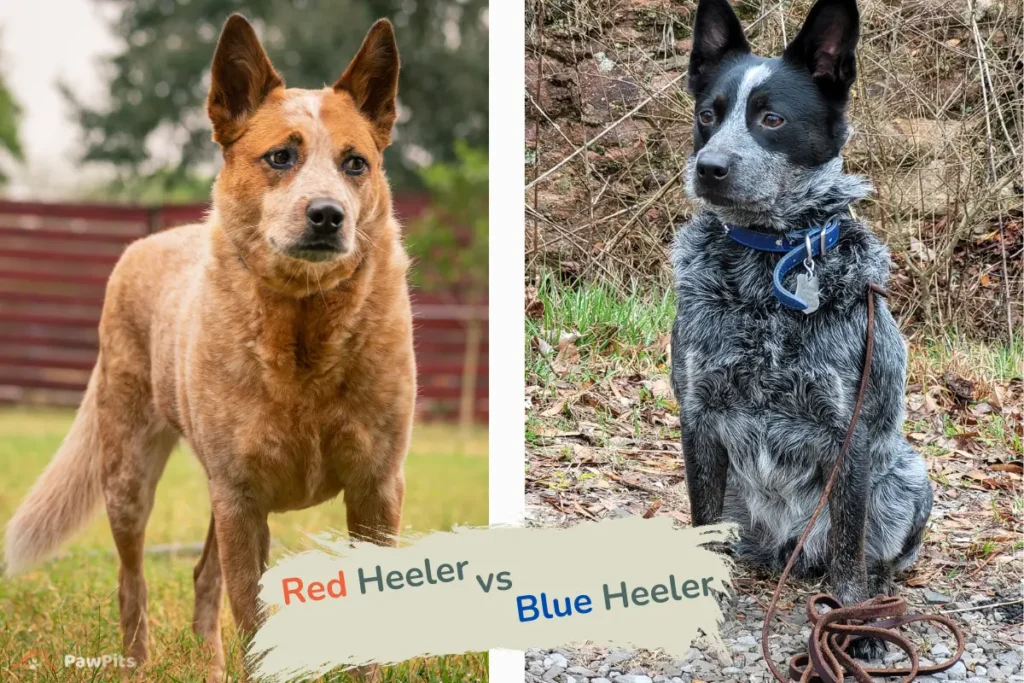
[184,312,398,511]
[217,399,372,512]
[672,241,856,472]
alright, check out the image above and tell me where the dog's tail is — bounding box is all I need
[4,363,104,575]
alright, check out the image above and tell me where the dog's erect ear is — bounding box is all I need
[783,0,859,99]
[334,19,400,149]
[688,0,750,95]
[207,14,283,146]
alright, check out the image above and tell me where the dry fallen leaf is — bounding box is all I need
[643,376,674,401]
[541,400,565,418]
[906,574,930,587]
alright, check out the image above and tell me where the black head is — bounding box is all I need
[685,0,861,226]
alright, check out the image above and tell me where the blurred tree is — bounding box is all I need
[405,143,487,429]
[407,143,488,299]
[61,0,488,195]
[0,35,24,186]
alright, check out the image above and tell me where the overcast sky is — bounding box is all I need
[0,0,118,199]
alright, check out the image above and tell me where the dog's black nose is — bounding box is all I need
[306,199,344,234]
[696,153,731,181]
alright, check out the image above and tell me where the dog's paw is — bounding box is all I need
[701,540,735,557]
[846,636,887,662]
[868,573,897,597]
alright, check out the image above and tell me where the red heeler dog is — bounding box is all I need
[5,14,415,681]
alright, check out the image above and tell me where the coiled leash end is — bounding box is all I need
[759,284,965,683]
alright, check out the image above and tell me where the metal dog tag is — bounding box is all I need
[796,273,820,315]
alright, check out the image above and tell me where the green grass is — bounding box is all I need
[528,272,675,356]
[526,276,1022,458]
[0,409,487,682]
[527,274,1022,388]
[526,273,675,389]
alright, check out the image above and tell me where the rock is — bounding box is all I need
[568,666,597,677]
[593,679,612,683]
[605,650,636,666]
[528,661,546,676]
[543,666,564,681]
[881,161,957,217]
[932,643,953,658]
[550,653,568,669]
[661,663,683,677]
[565,677,577,683]
[923,590,952,604]
[998,651,1023,669]
[851,118,966,163]
[947,661,968,680]
[976,667,987,677]
[614,676,653,683]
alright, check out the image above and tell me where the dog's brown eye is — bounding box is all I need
[342,156,367,176]
[762,113,785,129]
[698,110,715,126]
[265,148,296,170]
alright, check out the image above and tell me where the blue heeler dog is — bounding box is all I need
[670,0,932,656]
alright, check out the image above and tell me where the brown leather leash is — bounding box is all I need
[759,283,965,683]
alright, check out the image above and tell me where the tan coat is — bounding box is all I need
[5,15,414,681]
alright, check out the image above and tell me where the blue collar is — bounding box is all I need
[724,217,841,312]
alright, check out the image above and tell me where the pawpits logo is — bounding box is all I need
[64,654,137,669]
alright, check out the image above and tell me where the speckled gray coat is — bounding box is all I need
[670,182,933,605]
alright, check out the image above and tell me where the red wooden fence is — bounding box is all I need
[0,198,487,422]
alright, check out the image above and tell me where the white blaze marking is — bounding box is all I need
[282,90,324,125]
[720,63,772,132]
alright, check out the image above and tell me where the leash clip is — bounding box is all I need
[803,233,816,278]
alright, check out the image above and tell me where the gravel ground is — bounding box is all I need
[524,353,1022,681]
[520,552,1024,683]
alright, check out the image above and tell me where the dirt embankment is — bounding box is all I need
[525,0,1023,341]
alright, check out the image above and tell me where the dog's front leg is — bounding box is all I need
[827,444,870,604]
[209,488,271,645]
[344,470,405,546]
[343,471,405,683]
[681,424,728,526]
[827,443,885,660]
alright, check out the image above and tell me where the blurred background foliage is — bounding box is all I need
[406,142,488,299]
[0,34,23,186]
[59,0,489,198]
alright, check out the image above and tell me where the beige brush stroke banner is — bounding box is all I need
[251,518,736,681]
